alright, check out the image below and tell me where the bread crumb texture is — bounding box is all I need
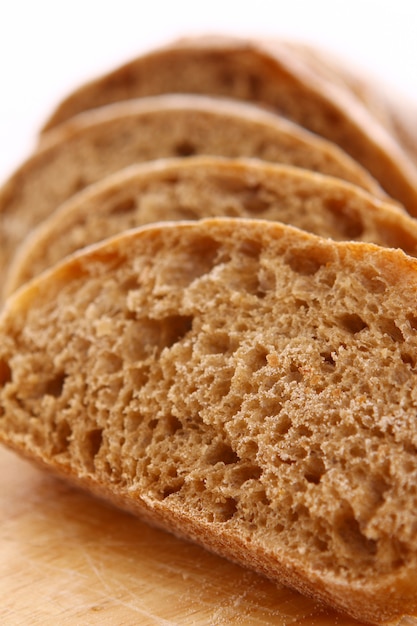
[1,218,417,623]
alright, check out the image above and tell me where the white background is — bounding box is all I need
[1,0,416,184]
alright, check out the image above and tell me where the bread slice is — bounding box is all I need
[0,94,382,291]
[38,34,417,214]
[1,217,417,624]
[4,156,415,299]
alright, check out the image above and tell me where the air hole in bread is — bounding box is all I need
[203,331,235,355]
[96,351,123,374]
[313,535,330,553]
[325,197,364,238]
[232,463,262,486]
[240,269,268,299]
[288,362,303,382]
[297,424,313,438]
[401,352,415,367]
[166,414,182,435]
[335,509,377,558]
[206,442,240,466]
[241,439,259,459]
[212,375,233,400]
[320,270,337,288]
[127,315,193,361]
[108,196,137,216]
[173,140,196,157]
[274,414,292,436]
[285,246,331,276]
[256,487,272,508]
[52,419,72,455]
[161,480,185,499]
[0,359,11,386]
[148,418,158,430]
[304,453,326,484]
[124,410,145,433]
[226,253,264,297]
[359,268,387,294]
[258,266,276,295]
[129,366,150,388]
[369,474,389,507]
[161,237,220,286]
[45,371,67,397]
[349,443,366,458]
[215,497,238,522]
[85,428,104,468]
[240,188,270,215]
[338,313,368,334]
[320,351,336,370]
[379,318,405,343]
[294,298,310,310]
[250,347,269,371]
[289,504,309,522]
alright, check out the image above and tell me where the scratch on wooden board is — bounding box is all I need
[80,549,175,625]
[20,554,89,584]
[82,550,113,594]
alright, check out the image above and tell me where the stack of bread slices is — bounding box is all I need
[1,35,417,624]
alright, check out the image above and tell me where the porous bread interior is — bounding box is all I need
[0,96,381,286]
[2,219,417,622]
[4,157,413,296]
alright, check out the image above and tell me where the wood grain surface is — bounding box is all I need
[1,444,416,626]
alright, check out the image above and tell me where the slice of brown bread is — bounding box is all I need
[1,217,417,624]
[38,34,417,214]
[0,94,382,292]
[4,156,415,299]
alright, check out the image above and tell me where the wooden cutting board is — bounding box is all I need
[1,444,416,626]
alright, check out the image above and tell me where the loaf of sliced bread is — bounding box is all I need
[4,156,415,298]
[1,217,417,624]
[0,94,382,291]
[38,35,417,214]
